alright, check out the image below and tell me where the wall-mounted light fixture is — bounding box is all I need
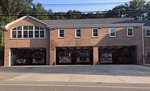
[0,25,7,31]
[49,27,57,30]
[53,27,57,30]
[99,27,103,29]
[135,25,139,28]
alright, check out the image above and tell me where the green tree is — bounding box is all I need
[0,0,33,22]
[31,3,48,20]
[104,0,150,19]
[66,10,82,19]
[129,0,146,19]
[0,6,7,45]
[145,1,150,19]
[47,9,54,19]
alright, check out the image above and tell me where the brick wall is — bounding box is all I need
[4,16,145,66]
[4,17,49,66]
[144,29,150,64]
[50,27,143,65]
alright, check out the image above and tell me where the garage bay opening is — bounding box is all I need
[99,46,137,64]
[11,48,46,66]
[56,47,93,65]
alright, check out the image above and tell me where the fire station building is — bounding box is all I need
[3,16,150,66]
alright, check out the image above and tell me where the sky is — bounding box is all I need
[33,0,131,12]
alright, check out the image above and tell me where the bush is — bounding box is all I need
[0,45,4,61]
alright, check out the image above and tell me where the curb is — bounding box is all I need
[142,64,150,67]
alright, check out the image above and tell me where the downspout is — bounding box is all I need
[142,26,145,64]
[47,26,51,65]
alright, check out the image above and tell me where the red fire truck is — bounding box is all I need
[59,52,72,63]
[76,51,90,63]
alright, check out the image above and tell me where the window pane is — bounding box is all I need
[35,31,39,38]
[59,30,64,37]
[23,26,28,30]
[23,31,28,38]
[93,29,98,37]
[128,28,133,36]
[12,28,16,30]
[29,26,33,30]
[12,31,16,38]
[17,26,22,30]
[40,31,44,38]
[40,27,44,30]
[146,30,150,36]
[60,34,63,37]
[29,31,33,38]
[60,30,64,33]
[128,31,133,35]
[76,29,81,37]
[110,28,116,37]
[94,33,98,36]
[35,26,39,30]
[17,31,22,38]
[111,33,115,36]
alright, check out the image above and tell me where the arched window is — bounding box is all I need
[11,26,45,39]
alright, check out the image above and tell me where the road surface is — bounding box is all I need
[0,81,150,91]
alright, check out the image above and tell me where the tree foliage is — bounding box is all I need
[0,0,150,21]
[0,0,33,22]
[105,0,150,19]
[0,0,150,61]
[31,3,48,20]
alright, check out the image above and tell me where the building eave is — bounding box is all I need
[4,16,48,30]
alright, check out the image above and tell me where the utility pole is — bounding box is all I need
[118,9,120,18]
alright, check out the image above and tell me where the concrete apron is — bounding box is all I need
[0,65,150,84]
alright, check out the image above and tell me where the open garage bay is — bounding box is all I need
[10,48,46,66]
[56,47,93,65]
[99,46,137,64]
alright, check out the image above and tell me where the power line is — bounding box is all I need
[37,2,129,7]
[0,6,150,16]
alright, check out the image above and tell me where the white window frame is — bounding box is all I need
[145,29,150,37]
[75,29,81,38]
[109,28,116,37]
[12,31,17,38]
[29,26,34,39]
[23,30,29,38]
[40,30,45,38]
[92,28,98,37]
[58,29,64,38]
[11,26,46,39]
[127,27,134,37]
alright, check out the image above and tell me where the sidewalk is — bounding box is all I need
[0,65,150,84]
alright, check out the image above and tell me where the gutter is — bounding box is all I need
[142,26,145,64]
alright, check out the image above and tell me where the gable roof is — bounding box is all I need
[42,18,147,28]
[113,19,150,26]
[42,18,150,26]
[4,16,150,29]
[5,16,48,29]
[42,18,132,25]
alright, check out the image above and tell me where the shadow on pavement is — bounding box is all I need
[0,65,150,77]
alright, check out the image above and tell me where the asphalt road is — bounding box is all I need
[0,81,150,91]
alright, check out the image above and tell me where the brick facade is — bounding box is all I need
[4,17,49,66]
[3,16,150,66]
[50,27,143,65]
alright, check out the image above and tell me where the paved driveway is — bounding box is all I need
[0,65,150,84]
